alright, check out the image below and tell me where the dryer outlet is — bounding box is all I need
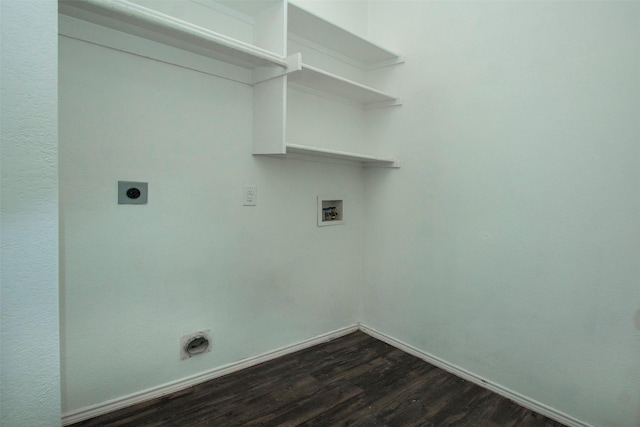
[180,330,211,360]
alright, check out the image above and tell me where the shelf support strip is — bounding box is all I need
[252,53,302,85]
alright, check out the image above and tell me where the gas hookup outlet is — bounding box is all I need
[180,330,211,360]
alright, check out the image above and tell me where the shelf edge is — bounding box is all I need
[297,63,398,103]
[59,0,289,69]
[285,144,400,168]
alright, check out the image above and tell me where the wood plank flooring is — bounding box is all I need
[71,331,567,426]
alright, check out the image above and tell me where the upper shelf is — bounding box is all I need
[58,0,289,70]
[285,144,400,168]
[288,63,399,106]
[287,3,403,69]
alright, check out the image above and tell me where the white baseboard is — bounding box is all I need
[358,324,593,427]
[61,324,359,426]
[63,323,593,427]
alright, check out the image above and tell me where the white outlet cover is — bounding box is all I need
[243,185,257,206]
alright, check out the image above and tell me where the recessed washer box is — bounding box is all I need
[318,195,345,227]
[118,181,148,204]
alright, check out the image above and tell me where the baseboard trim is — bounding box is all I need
[358,324,593,427]
[63,323,593,427]
[61,324,359,426]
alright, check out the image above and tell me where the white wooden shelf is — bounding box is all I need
[253,3,401,168]
[288,3,403,69]
[60,0,401,168]
[254,144,399,168]
[58,0,288,70]
[288,63,399,107]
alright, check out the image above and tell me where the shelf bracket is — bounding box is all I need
[364,99,403,111]
[252,53,302,85]
[364,160,401,169]
[363,55,406,71]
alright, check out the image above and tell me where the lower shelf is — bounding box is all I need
[254,144,400,168]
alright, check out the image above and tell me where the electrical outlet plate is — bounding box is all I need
[317,195,345,227]
[243,185,257,206]
[118,181,148,204]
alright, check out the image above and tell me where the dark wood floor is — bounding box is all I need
[72,331,566,426]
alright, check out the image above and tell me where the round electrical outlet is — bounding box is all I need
[126,187,141,199]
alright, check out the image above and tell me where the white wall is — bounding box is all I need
[0,0,61,425]
[58,29,363,413]
[58,1,640,425]
[365,2,640,427]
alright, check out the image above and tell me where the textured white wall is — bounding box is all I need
[58,33,363,412]
[365,2,640,427]
[0,0,61,425]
